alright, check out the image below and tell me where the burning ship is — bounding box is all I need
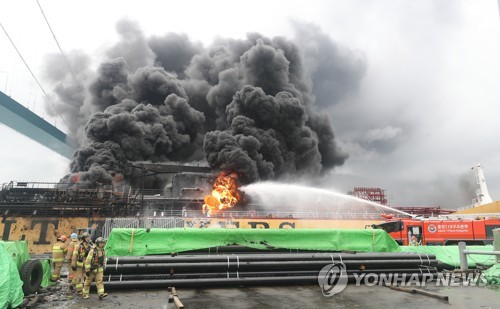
[0,162,402,254]
[2,161,499,254]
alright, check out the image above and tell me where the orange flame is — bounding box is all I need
[203,172,241,215]
[69,173,81,183]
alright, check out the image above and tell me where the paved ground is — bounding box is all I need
[36,283,499,309]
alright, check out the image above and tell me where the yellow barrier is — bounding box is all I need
[1,216,384,254]
[0,217,105,254]
[184,218,384,229]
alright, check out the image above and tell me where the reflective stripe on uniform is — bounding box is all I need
[52,258,64,262]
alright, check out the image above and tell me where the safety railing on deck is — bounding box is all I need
[181,210,408,220]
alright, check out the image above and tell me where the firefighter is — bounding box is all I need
[71,232,91,295]
[66,233,79,290]
[82,237,108,300]
[51,235,68,282]
[409,235,420,246]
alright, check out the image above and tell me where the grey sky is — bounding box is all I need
[0,0,499,208]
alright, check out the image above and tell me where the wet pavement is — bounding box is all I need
[35,283,499,309]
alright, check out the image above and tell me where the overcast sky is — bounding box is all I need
[1,0,499,208]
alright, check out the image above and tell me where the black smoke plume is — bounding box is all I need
[44,20,365,187]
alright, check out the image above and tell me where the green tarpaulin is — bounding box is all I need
[105,228,401,256]
[41,259,53,288]
[104,228,500,284]
[400,245,495,268]
[0,241,30,270]
[483,264,500,285]
[0,243,24,308]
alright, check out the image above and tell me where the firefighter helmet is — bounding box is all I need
[95,237,106,244]
[70,233,78,239]
[58,235,68,241]
[81,232,90,240]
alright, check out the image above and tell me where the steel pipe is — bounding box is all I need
[103,273,440,290]
[107,252,437,264]
[105,259,437,274]
[105,268,438,282]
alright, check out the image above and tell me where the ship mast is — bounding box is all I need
[472,163,493,206]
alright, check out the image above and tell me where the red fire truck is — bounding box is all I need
[373,217,500,246]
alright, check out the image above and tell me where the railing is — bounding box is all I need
[436,214,500,220]
[458,241,500,271]
[131,189,207,200]
[1,181,114,190]
[181,210,408,220]
[101,210,409,220]
[455,204,476,211]
[140,209,184,217]
[103,217,184,238]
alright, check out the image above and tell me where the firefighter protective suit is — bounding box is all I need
[71,234,91,294]
[51,236,68,282]
[82,238,107,299]
[66,233,79,287]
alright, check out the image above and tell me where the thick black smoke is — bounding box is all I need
[42,51,91,144]
[292,21,366,109]
[44,20,365,187]
[205,86,322,183]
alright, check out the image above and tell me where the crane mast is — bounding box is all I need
[472,163,493,206]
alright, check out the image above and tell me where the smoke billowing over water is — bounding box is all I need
[44,20,366,187]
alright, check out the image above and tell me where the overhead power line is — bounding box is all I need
[35,0,84,91]
[0,21,70,129]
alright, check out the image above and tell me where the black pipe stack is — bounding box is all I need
[103,249,439,290]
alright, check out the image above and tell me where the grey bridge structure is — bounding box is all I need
[0,90,76,159]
